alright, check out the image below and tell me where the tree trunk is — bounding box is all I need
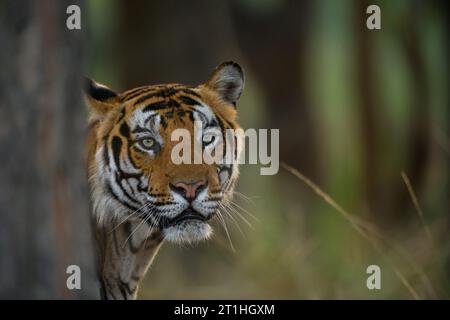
[0,0,97,299]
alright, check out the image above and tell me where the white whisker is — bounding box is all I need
[222,200,254,229]
[218,203,246,239]
[216,209,235,251]
[122,206,158,248]
[110,202,152,233]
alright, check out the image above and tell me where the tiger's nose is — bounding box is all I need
[170,180,207,201]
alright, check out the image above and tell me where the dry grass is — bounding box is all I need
[280,162,440,299]
[401,171,433,243]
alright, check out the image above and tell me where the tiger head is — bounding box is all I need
[85,62,244,243]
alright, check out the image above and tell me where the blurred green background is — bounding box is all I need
[86,0,449,299]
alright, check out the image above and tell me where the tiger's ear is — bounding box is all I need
[84,77,120,117]
[204,61,244,107]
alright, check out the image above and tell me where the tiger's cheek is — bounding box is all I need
[205,165,221,193]
[129,148,154,171]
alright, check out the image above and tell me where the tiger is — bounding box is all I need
[84,62,245,299]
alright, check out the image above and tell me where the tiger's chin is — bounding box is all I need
[162,220,213,244]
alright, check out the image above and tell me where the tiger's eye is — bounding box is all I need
[203,134,215,146]
[139,138,155,149]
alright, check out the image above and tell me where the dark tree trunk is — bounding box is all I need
[0,0,97,299]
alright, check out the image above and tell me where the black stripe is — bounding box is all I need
[119,121,130,138]
[160,115,167,129]
[116,107,126,123]
[178,95,200,106]
[216,115,227,158]
[123,86,151,96]
[125,86,200,103]
[119,286,128,300]
[115,173,141,209]
[142,99,181,112]
[125,90,151,102]
[188,110,195,122]
[134,92,162,105]
[151,201,175,206]
[119,171,142,180]
[126,222,143,254]
[111,136,122,168]
[122,87,154,101]
[118,174,136,199]
[168,99,181,108]
[142,100,169,112]
[134,88,175,105]
[217,113,234,129]
[118,121,140,171]
[103,140,109,167]
[158,87,177,97]
[132,125,150,134]
[127,147,139,169]
[106,183,139,211]
[178,88,201,98]
[113,125,141,178]
[102,279,117,300]
[225,178,236,193]
[122,178,138,198]
[165,111,174,118]
[137,181,148,193]
[107,138,142,210]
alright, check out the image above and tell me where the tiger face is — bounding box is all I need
[86,62,244,243]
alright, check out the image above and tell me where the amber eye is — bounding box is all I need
[202,134,216,146]
[138,137,155,150]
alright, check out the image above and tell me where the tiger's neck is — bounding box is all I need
[88,126,163,299]
[93,218,163,300]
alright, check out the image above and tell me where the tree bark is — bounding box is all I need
[0,0,97,299]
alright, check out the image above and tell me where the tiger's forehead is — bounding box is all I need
[120,83,202,107]
[119,84,219,130]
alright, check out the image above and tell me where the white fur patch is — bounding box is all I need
[163,221,212,244]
